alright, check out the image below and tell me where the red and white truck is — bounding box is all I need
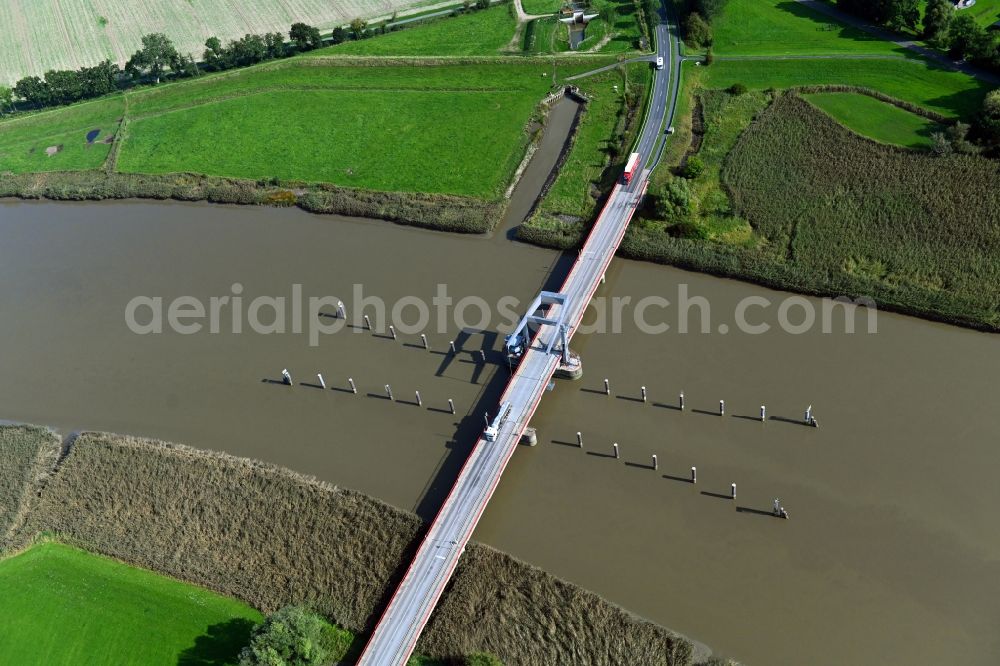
[623,152,641,184]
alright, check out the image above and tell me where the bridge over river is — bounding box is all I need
[359,5,681,663]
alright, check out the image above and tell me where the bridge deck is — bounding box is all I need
[358,8,675,664]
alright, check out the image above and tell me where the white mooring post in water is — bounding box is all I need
[604,378,611,395]
[449,341,456,354]
[364,315,371,331]
[613,442,620,459]
[680,392,685,410]
[348,378,357,394]
[317,374,326,389]
[652,454,658,470]
[691,466,697,484]
[641,386,647,403]
[389,325,396,340]
[385,384,393,401]
[577,432,583,448]
[448,399,456,414]
[760,405,766,422]
[415,391,422,407]
[773,498,781,516]
[421,334,428,350]
[337,301,345,319]
[719,400,725,416]
[805,405,812,424]
[479,350,487,362]
[730,483,736,500]
[281,369,292,386]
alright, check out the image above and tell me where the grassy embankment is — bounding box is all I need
[0,542,263,665]
[518,62,653,245]
[0,56,614,232]
[325,4,520,56]
[0,426,694,665]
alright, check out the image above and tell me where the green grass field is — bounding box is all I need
[316,5,519,56]
[0,542,262,666]
[114,60,586,198]
[702,57,992,118]
[522,0,563,13]
[804,91,941,147]
[713,0,907,55]
[0,97,124,173]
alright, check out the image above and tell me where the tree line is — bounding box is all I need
[0,16,384,114]
[837,0,1000,73]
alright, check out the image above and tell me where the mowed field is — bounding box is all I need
[0,542,262,666]
[713,0,907,56]
[0,97,124,173]
[0,0,431,84]
[115,60,586,197]
[804,91,941,148]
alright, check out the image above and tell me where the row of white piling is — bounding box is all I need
[331,303,492,361]
[601,378,817,426]
[569,435,789,517]
[278,370,455,414]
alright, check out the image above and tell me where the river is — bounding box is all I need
[1,98,998,665]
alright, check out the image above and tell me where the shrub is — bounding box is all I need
[239,606,329,666]
[681,157,705,179]
[683,12,713,49]
[728,83,747,96]
[466,653,503,666]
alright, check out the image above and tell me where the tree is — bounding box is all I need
[946,121,979,154]
[476,0,490,9]
[289,23,322,51]
[945,13,981,58]
[922,0,953,43]
[13,76,51,107]
[0,86,13,114]
[655,177,695,223]
[265,32,286,59]
[681,156,705,179]
[465,654,503,666]
[884,0,920,33]
[228,33,268,66]
[974,88,1000,149]
[683,12,712,49]
[125,33,180,83]
[204,36,225,69]
[695,0,727,19]
[350,18,368,40]
[239,606,329,666]
[330,26,348,44]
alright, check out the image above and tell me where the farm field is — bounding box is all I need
[0,0,432,84]
[804,91,941,147]
[115,60,599,197]
[320,5,519,56]
[0,542,262,665]
[701,56,992,118]
[713,0,907,56]
[0,97,124,173]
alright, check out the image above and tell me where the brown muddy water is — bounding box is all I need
[1,101,999,665]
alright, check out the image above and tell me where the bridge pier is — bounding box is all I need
[520,427,538,446]
[554,348,583,380]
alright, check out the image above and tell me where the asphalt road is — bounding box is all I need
[357,6,680,665]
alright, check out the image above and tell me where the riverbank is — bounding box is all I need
[0,423,708,665]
